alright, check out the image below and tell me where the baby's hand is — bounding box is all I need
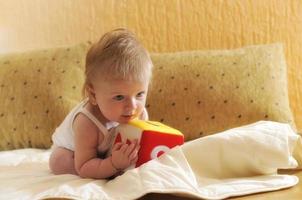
[111,139,140,170]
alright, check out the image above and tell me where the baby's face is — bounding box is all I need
[93,79,149,124]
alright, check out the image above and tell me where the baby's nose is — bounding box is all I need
[126,98,137,110]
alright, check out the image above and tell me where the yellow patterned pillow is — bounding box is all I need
[0,43,88,150]
[148,43,296,141]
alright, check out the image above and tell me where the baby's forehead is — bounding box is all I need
[96,78,149,93]
[93,66,151,83]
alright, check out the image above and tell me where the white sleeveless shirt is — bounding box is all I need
[51,99,119,154]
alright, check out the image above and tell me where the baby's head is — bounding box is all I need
[84,28,153,123]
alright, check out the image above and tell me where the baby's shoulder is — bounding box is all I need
[73,113,99,139]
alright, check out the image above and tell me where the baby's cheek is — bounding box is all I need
[136,110,144,120]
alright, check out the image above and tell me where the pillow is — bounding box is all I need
[0,43,88,150]
[148,43,296,141]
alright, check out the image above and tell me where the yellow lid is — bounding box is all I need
[128,120,183,136]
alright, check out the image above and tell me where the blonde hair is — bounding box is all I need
[83,28,153,97]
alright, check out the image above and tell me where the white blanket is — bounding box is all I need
[0,121,301,200]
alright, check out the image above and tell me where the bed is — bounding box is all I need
[0,43,301,199]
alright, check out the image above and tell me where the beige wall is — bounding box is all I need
[1,0,301,132]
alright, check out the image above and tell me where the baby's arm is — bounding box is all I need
[73,114,138,179]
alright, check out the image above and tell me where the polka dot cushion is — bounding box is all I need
[148,43,296,141]
[0,43,88,150]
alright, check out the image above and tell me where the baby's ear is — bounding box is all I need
[86,84,97,105]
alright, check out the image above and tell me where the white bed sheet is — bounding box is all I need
[0,121,301,200]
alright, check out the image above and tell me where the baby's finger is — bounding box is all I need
[112,142,123,151]
[131,139,140,150]
[124,142,136,157]
[130,155,138,165]
[129,148,138,160]
[119,143,129,153]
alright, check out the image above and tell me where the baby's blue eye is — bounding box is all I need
[136,92,145,98]
[113,95,124,101]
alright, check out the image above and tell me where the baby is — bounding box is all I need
[49,28,153,179]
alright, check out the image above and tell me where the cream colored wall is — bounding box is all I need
[1,0,301,132]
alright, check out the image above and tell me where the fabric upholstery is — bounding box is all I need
[0,43,88,150]
[148,43,296,140]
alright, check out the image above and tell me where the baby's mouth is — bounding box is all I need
[122,114,132,117]
[121,114,135,120]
